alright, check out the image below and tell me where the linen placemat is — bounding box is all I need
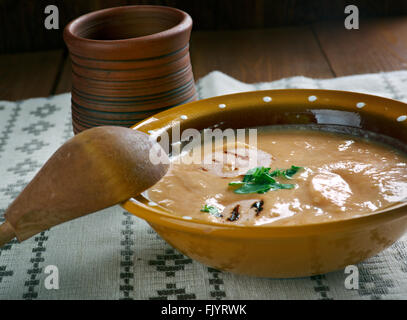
[0,70,407,300]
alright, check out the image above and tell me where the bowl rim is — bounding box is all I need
[122,88,407,238]
[64,5,191,45]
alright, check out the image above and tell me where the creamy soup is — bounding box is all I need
[147,127,407,226]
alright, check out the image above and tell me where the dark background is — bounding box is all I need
[1,0,407,53]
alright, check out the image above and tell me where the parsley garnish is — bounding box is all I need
[200,204,223,217]
[270,165,303,179]
[228,165,303,194]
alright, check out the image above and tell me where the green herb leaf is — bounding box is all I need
[228,181,245,186]
[200,204,223,217]
[241,167,276,184]
[269,166,303,179]
[270,183,295,190]
[282,165,303,179]
[269,169,284,177]
[233,183,272,194]
[228,165,302,194]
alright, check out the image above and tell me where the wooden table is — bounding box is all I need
[1,18,407,101]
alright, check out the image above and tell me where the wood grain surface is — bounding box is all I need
[0,50,64,100]
[314,18,407,76]
[2,17,407,101]
[190,26,334,82]
[2,0,406,53]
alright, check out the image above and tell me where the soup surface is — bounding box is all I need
[147,127,407,226]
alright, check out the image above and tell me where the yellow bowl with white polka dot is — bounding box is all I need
[122,89,407,278]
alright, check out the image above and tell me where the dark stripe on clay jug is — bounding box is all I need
[71,79,195,104]
[70,44,189,63]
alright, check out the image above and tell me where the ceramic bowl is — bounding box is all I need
[122,89,407,278]
[64,5,197,134]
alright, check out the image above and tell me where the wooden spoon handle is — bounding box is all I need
[0,221,16,247]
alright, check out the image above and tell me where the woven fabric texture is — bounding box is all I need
[0,70,407,300]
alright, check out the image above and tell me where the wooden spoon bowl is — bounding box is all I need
[0,126,168,245]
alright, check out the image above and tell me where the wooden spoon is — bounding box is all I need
[0,126,169,246]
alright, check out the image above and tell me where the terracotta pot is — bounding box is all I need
[64,5,197,134]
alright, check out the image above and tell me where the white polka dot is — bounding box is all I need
[218,104,226,109]
[356,102,366,109]
[397,115,407,122]
[263,96,272,102]
[148,201,157,206]
[308,95,317,102]
[182,216,193,220]
[180,115,188,120]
